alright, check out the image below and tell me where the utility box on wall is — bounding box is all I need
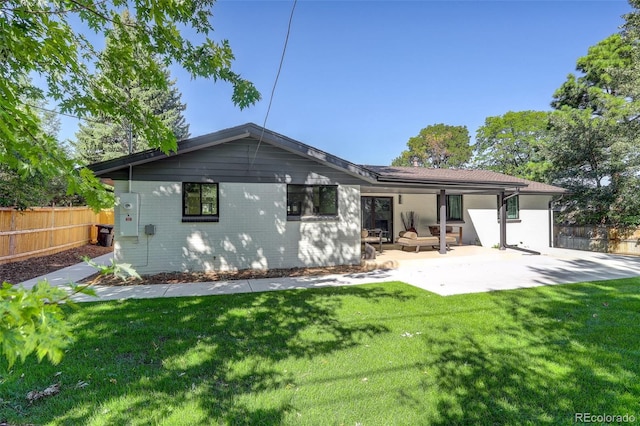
[118,192,139,236]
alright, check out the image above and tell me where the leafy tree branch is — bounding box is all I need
[1,0,261,211]
[1,259,139,368]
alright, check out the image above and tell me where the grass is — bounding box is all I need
[1,279,639,425]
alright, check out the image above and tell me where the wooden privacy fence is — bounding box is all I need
[554,225,640,256]
[0,207,114,264]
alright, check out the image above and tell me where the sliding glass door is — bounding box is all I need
[361,196,393,240]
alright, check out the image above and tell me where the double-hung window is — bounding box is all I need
[287,185,338,219]
[182,183,219,222]
[436,194,464,222]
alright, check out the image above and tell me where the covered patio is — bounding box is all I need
[359,166,566,255]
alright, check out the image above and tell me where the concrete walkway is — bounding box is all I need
[20,253,115,289]
[18,247,640,302]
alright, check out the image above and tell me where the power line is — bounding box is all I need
[22,101,105,125]
[250,0,298,167]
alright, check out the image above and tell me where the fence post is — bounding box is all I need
[49,207,55,249]
[9,210,16,257]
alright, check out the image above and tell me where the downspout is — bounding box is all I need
[499,191,507,250]
[439,189,447,254]
[548,199,553,248]
[548,194,564,248]
[499,190,519,250]
[500,189,540,255]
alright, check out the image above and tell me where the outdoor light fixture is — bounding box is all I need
[399,194,403,205]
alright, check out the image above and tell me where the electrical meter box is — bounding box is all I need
[118,192,139,236]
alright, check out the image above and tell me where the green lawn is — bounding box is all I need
[1,279,639,425]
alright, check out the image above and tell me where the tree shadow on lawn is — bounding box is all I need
[3,284,413,425]
[411,280,640,425]
[526,255,640,285]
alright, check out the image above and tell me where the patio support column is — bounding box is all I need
[439,189,447,254]
[499,191,507,250]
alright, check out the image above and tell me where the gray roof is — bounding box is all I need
[364,166,565,194]
[87,123,378,182]
[87,123,566,195]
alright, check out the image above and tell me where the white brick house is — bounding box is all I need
[88,123,565,274]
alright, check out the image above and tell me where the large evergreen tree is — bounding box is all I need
[551,33,632,113]
[74,12,190,164]
[548,3,640,226]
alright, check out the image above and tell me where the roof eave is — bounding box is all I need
[376,175,529,189]
[87,123,379,183]
[87,129,253,176]
[519,190,568,195]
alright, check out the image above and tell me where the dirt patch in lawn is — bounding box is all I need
[1,245,114,284]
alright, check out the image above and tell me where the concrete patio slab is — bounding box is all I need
[394,246,640,296]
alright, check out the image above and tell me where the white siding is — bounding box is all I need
[113,181,361,274]
[467,194,553,249]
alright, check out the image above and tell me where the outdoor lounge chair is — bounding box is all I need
[396,231,456,252]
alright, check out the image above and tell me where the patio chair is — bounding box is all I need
[428,226,461,245]
[361,229,383,252]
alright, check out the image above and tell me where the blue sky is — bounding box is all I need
[62,1,633,166]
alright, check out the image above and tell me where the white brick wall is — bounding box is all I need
[113,181,361,274]
[467,194,553,249]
